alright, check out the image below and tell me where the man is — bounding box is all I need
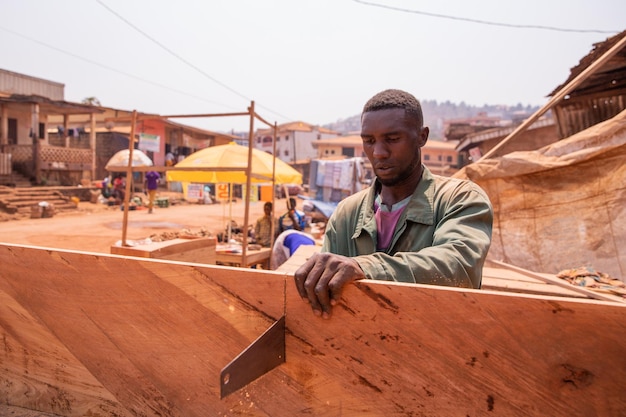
[144,170,160,214]
[277,197,306,235]
[254,201,275,248]
[294,89,493,319]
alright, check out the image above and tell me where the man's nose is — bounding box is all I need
[372,140,389,158]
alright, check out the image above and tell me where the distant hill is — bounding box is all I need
[324,100,541,140]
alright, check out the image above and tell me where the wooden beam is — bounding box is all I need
[470,32,626,165]
[120,110,137,246]
[488,260,625,303]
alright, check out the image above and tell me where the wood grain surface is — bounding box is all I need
[1,243,625,416]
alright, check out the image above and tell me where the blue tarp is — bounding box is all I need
[297,195,337,219]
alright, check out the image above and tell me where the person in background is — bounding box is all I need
[165,151,175,167]
[277,197,306,235]
[294,89,493,319]
[254,202,275,248]
[112,175,126,202]
[144,170,160,214]
[101,175,112,198]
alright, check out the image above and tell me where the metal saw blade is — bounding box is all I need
[220,315,286,398]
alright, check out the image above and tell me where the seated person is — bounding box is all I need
[254,202,275,248]
[277,197,306,235]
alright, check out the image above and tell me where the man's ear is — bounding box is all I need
[418,126,429,147]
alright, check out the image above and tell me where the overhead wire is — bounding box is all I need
[352,0,619,34]
[95,0,294,122]
[5,1,618,125]
[0,25,242,113]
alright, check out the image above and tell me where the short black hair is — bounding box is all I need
[362,89,424,127]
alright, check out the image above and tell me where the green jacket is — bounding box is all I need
[321,166,493,288]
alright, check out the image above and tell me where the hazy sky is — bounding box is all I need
[1,0,623,132]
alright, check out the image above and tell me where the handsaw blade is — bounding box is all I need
[220,315,286,398]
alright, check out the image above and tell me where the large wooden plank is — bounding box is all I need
[0,244,284,416]
[283,281,626,416]
[0,289,131,417]
[1,243,625,416]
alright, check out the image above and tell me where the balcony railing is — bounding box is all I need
[0,144,93,180]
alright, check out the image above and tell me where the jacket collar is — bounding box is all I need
[353,165,435,239]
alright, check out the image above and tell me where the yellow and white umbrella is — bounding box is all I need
[166,142,301,185]
[166,141,302,244]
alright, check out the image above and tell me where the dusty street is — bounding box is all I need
[0,196,277,254]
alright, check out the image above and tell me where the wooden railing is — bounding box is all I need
[40,145,92,166]
[1,144,32,163]
[0,144,93,179]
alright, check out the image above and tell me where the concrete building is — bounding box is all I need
[254,121,340,163]
[0,68,239,186]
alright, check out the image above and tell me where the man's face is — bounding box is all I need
[361,108,428,187]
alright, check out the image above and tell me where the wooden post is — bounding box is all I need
[90,113,96,181]
[31,103,40,184]
[121,110,137,247]
[241,101,255,266]
[64,114,70,148]
[475,32,626,163]
[271,122,277,250]
[0,104,7,147]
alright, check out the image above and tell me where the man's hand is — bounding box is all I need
[294,252,365,319]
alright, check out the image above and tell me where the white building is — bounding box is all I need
[254,121,340,165]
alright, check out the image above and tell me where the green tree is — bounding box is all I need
[81,97,101,106]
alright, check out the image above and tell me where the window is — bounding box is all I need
[446,155,453,163]
[39,123,45,139]
[424,154,430,161]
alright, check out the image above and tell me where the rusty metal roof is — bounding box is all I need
[549,29,626,99]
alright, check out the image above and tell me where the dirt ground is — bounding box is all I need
[0,192,285,254]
